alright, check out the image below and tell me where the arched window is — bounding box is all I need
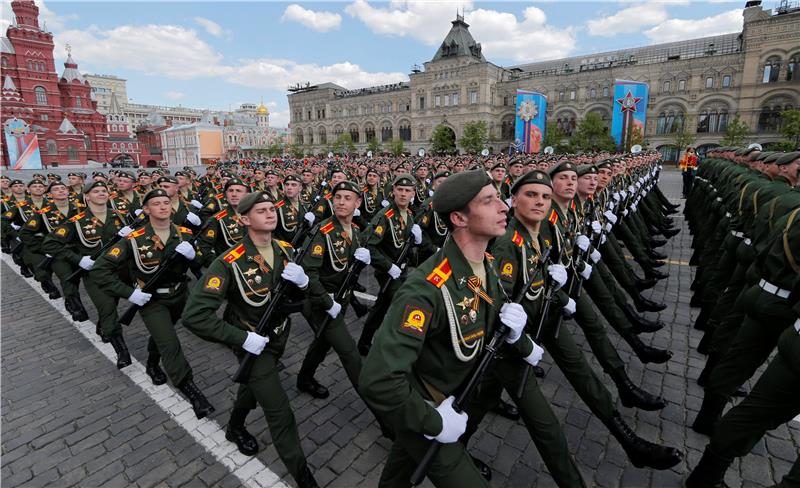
[662,81,671,93]
[678,79,686,92]
[656,109,685,135]
[349,126,359,143]
[762,57,781,83]
[67,146,78,160]
[705,77,714,89]
[556,114,576,136]
[501,118,515,140]
[75,96,82,108]
[590,88,597,99]
[758,99,793,132]
[381,125,392,142]
[602,86,609,97]
[112,143,118,150]
[318,127,327,145]
[46,140,57,155]
[0,57,8,68]
[364,124,376,142]
[788,55,797,81]
[111,124,117,132]
[307,128,313,145]
[722,75,732,88]
[296,132,304,145]
[34,86,47,105]
[27,60,33,70]
[658,145,680,163]
[697,106,729,133]
[399,122,412,142]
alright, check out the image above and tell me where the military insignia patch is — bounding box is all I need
[421,215,429,225]
[311,244,324,257]
[55,227,67,236]
[375,225,384,236]
[107,246,122,259]
[399,304,431,339]
[204,275,224,293]
[26,219,37,228]
[500,261,514,278]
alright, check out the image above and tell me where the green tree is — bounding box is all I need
[389,138,405,156]
[542,121,567,152]
[430,124,457,154]
[288,142,304,159]
[367,137,381,155]
[332,132,355,155]
[459,121,489,154]
[720,115,750,147]
[670,115,696,164]
[629,126,644,150]
[569,112,617,152]
[778,108,800,149]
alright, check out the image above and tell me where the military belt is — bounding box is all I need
[758,279,790,299]
[155,282,183,295]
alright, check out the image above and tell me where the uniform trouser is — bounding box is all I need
[359,273,403,348]
[683,171,695,196]
[572,292,625,373]
[601,239,639,300]
[21,243,50,282]
[462,357,586,487]
[233,350,307,480]
[582,263,635,337]
[298,305,362,387]
[378,426,487,488]
[614,222,652,269]
[138,288,192,386]
[51,258,80,298]
[707,327,800,488]
[704,287,795,410]
[85,274,121,336]
[597,261,641,314]
[698,235,740,303]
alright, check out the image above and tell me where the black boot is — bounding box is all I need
[645,268,669,280]
[178,379,215,419]
[634,276,658,291]
[697,354,718,388]
[40,279,62,299]
[491,399,520,420]
[622,330,672,364]
[297,376,330,399]
[694,306,712,331]
[108,335,132,369]
[145,354,167,385]
[66,296,89,322]
[608,411,683,470]
[662,227,680,238]
[622,303,665,334]
[686,448,731,488]
[697,328,714,355]
[226,408,259,456]
[633,294,667,313]
[650,259,667,268]
[294,465,319,488]
[647,249,668,261]
[610,368,666,411]
[19,264,33,278]
[691,397,725,436]
[471,456,492,482]
[650,238,667,248]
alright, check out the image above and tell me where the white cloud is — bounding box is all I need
[268,108,290,128]
[281,4,342,33]
[586,2,671,37]
[165,91,185,100]
[1,0,76,34]
[644,9,742,43]
[194,17,230,39]
[226,59,407,90]
[345,0,469,45]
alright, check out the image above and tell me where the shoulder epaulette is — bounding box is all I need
[426,258,452,289]
[385,209,395,219]
[127,227,146,239]
[548,209,558,225]
[223,243,246,263]
[109,191,118,198]
[177,226,193,234]
[276,239,293,249]
[324,193,333,200]
[214,208,229,220]
[37,206,50,214]
[69,211,85,222]
[511,231,524,247]
[320,221,335,235]
[275,200,285,208]
[215,193,223,199]
[570,200,576,211]
[16,200,26,208]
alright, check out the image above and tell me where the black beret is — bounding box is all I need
[432,170,492,213]
[27,179,46,187]
[156,176,178,185]
[366,168,380,177]
[331,180,361,196]
[392,174,416,187]
[82,181,108,193]
[596,160,614,170]
[576,165,598,177]
[508,159,524,167]
[224,178,249,191]
[490,162,506,171]
[511,170,552,194]
[174,171,189,177]
[434,171,452,180]
[47,181,67,192]
[10,179,24,186]
[776,151,800,166]
[67,172,81,178]
[283,174,301,183]
[0,175,9,180]
[32,173,45,179]
[142,188,169,204]
[237,191,273,215]
[220,171,234,178]
[116,170,136,181]
[548,161,578,177]
[92,172,107,178]
[265,170,278,176]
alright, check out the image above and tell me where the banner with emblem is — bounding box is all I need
[514,90,547,154]
[3,117,43,170]
[610,80,649,151]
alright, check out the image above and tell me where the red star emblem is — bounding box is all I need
[616,91,642,113]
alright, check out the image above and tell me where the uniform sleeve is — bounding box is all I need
[42,223,82,266]
[91,241,136,299]
[196,219,219,267]
[366,213,392,273]
[18,214,42,248]
[491,237,520,298]
[181,259,248,348]
[358,278,444,437]
[300,231,334,311]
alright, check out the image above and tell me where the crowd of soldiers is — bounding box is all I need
[0,146,796,487]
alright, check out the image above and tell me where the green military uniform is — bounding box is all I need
[197,202,245,266]
[274,195,308,244]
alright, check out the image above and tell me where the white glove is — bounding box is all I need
[547,264,568,290]
[411,224,422,245]
[79,256,95,270]
[579,263,593,280]
[429,190,434,197]
[326,300,342,319]
[603,210,617,224]
[589,249,602,263]
[591,220,602,235]
[620,191,628,200]
[563,298,576,316]
[388,264,402,279]
[354,247,371,264]
[425,396,467,444]
[638,177,645,184]
[128,288,152,306]
[622,209,629,217]
[134,208,143,216]
[604,223,612,233]
[242,331,269,355]
[524,340,545,367]
[175,241,196,261]
[10,223,20,231]
[500,302,526,344]
[576,234,590,252]
[186,212,201,226]
[613,192,621,202]
[353,208,361,217]
[628,185,636,194]
[631,203,638,212]
[117,225,134,237]
[600,234,607,245]
[45,254,53,258]
[381,199,390,208]
[281,262,309,288]
[304,212,315,225]
[505,197,513,208]
[190,199,203,209]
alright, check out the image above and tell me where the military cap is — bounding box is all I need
[331,180,361,196]
[27,179,46,187]
[92,171,107,178]
[32,173,45,180]
[219,171,234,178]
[330,166,347,176]
[508,159,524,168]
[283,174,301,184]
[49,174,62,181]
[490,161,506,171]
[748,151,763,161]
[46,172,57,178]
[756,151,774,162]
[762,153,781,164]
[117,170,137,181]
[156,175,178,185]
[392,174,416,187]
[434,170,452,180]
[511,170,552,194]
[548,160,578,177]
[9,179,24,186]
[79,172,88,179]
[576,164,598,177]
[82,180,107,193]
[142,188,169,205]
[237,191,273,215]
[366,168,380,177]
[265,169,278,176]
[47,181,67,192]
[776,151,800,166]
[67,172,82,178]
[224,178,248,191]
[0,175,9,180]
[174,170,189,177]
[432,170,492,214]
[596,160,614,170]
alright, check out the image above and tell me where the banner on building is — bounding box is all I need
[611,80,649,151]
[3,118,43,170]
[514,90,547,154]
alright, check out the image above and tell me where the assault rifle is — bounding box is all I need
[65,214,149,283]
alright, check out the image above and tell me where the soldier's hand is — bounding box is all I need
[281,262,309,288]
[175,241,196,261]
[589,249,602,263]
[117,226,134,238]
[354,247,371,265]
[190,199,203,209]
[524,340,545,366]
[563,298,576,316]
[242,331,269,355]
[547,264,567,289]
[603,210,617,224]
[326,300,342,319]
[10,223,20,231]
[388,264,402,280]
[600,234,607,245]
[134,208,144,216]
[613,192,621,202]
[304,212,315,225]
[411,224,422,245]
[579,262,593,280]
[424,396,467,444]
[128,288,152,306]
[591,220,602,235]
[381,199,390,208]
[500,303,526,344]
[186,212,202,226]
[79,256,95,270]
[576,234,590,252]
[353,208,361,217]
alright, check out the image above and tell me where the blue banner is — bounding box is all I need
[610,80,649,150]
[3,117,42,170]
[514,90,547,154]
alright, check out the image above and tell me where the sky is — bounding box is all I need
[1,0,764,127]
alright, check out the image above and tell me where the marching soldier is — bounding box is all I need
[361,167,385,223]
[274,174,311,244]
[108,170,141,223]
[197,178,249,265]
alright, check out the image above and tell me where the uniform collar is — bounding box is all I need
[441,237,496,296]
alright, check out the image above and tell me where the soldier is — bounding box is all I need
[274,174,311,244]
[197,178,249,265]
[264,169,283,201]
[311,167,348,222]
[2,179,47,278]
[156,175,203,230]
[109,170,141,223]
[359,170,530,487]
[182,191,319,488]
[416,170,450,263]
[489,161,510,200]
[361,167,385,223]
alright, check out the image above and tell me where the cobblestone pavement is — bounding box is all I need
[2,169,798,487]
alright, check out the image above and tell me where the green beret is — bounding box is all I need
[82,181,107,193]
[27,179,46,187]
[548,161,578,177]
[10,179,24,186]
[47,181,67,192]
[331,180,361,196]
[432,170,492,214]
[283,174,301,184]
[366,168,380,177]
[142,188,169,204]
[174,171,189,177]
[490,162,506,171]
[265,170,278,177]
[156,176,178,185]
[224,178,248,191]
[434,171,452,180]
[776,151,800,166]
[330,166,346,176]
[237,191,273,215]
[755,152,774,162]
[392,174,416,187]
[596,160,613,170]
[117,170,136,181]
[576,165,598,177]
[511,170,552,194]
[508,159,524,167]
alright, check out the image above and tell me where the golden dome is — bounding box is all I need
[256,103,269,115]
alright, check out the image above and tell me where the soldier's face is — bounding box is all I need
[68,176,81,186]
[597,168,612,189]
[510,165,523,177]
[461,184,508,238]
[0,179,9,191]
[333,191,361,219]
[144,197,172,220]
[29,184,46,197]
[226,185,248,206]
[302,172,313,184]
[454,162,465,172]
[241,202,277,232]
[177,175,191,188]
[431,176,446,191]
[117,178,134,191]
[393,185,414,207]
[49,185,68,200]
[86,187,109,205]
[283,181,301,198]
[780,159,800,186]
[140,176,151,185]
[367,173,379,185]
[552,172,577,200]
[11,183,25,194]
[491,168,506,182]
[358,166,367,177]
[577,174,598,197]
[512,184,552,224]
[255,171,265,181]
[415,167,428,178]
[266,174,278,186]
[159,182,178,198]
[330,172,347,186]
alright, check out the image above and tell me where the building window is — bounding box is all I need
[722,75,731,88]
[787,57,796,81]
[41,114,48,121]
[656,110,685,135]
[569,90,576,101]
[503,95,508,106]
[678,79,686,92]
[501,119,514,140]
[399,124,411,142]
[758,102,793,132]
[444,95,449,106]
[697,109,728,133]
[67,146,78,160]
[452,93,459,106]
[705,77,714,89]
[762,58,781,83]
[34,86,47,105]
[419,96,425,110]
[469,90,478,104]
[0,57,7,68]
[556,115,576,136]
[112,143,118,150]
[349,127,359,143]
[603,86,609,97]
[27,60,33,70]
[435,95,441,107]
[662,81,670,93]
[75,96,82,108]
[590,88,596,99]
[46,140,57,155]
[381,126,392,142]
[558,91,564,102]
